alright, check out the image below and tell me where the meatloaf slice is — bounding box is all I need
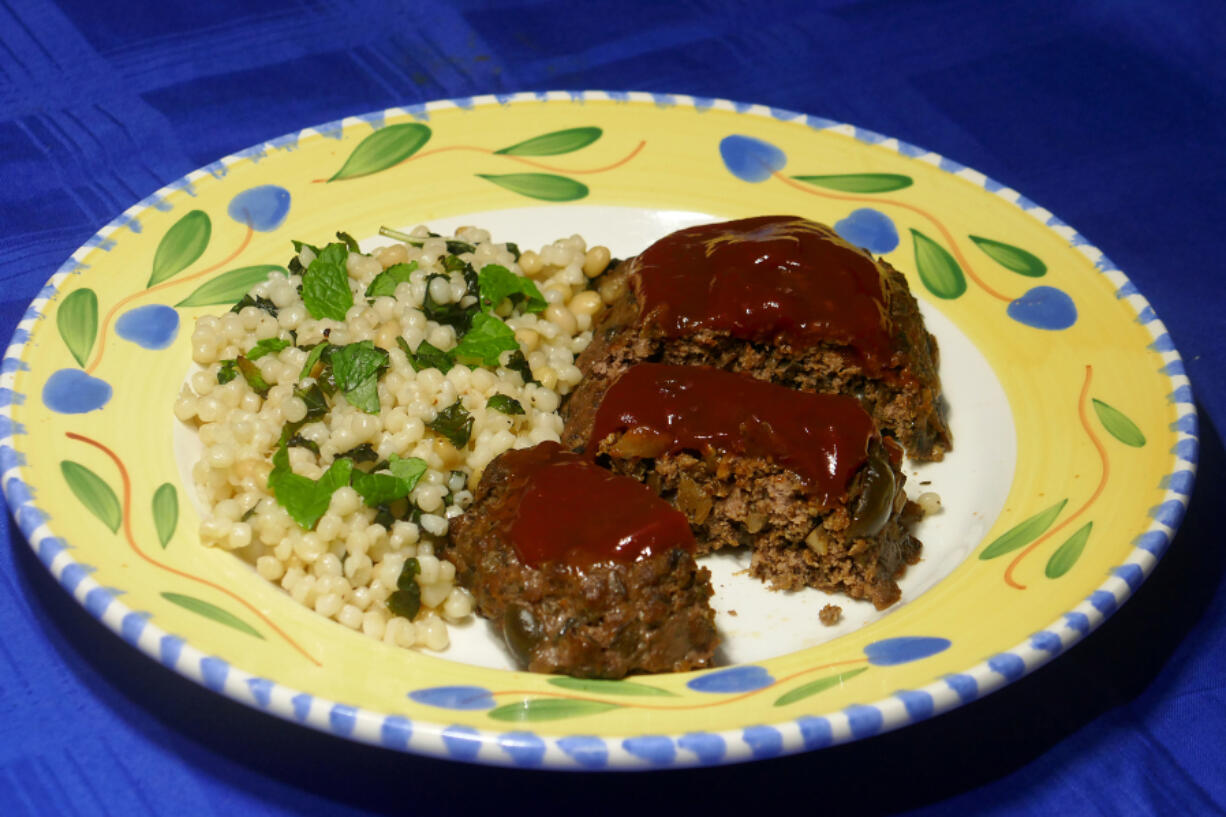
[563,215,950,461]
[576,364,922,609]
[445,441,718,678]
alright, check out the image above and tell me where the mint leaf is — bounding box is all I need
[452,312,518,368]
[302,243,354,320]
[293,382,329,421]
[337,443,379,464]
[388,454,428,490]
[230,294,279,317]
[487,394,525,415]
[268,445,354,530]
[291,239,321,255]
[396,336,454,373]
[427,400,474,448]
[351,454,428,507]
[246,337,291,361]
[478,264,546,314]
[505,350,537,384]
[217,359,238,384]
[331,341,389,414]
[387,557,423,618]
[236,356,271,397]
[365,260,418,298]
[298,341,331,380]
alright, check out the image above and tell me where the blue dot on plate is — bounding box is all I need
[834,208,900,254]
[1007,286,1077,330]
[42,369,111,414]
[622,735,675,765]
[228,185,291,231]
[864,636,952,666]
[408,685,495,710]
[687,665,775,693]
[719,135,787,183]
[116,304,179,350]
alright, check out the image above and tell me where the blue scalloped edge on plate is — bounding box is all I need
[0,91,1199,770]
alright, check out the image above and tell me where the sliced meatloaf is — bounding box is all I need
[563,215,951,461]
[575,364,922,609]
[445,441,718,678]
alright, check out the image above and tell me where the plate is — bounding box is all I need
[0,92,1197,769]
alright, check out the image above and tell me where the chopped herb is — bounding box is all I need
[505,349,537,384]
[396,337,454,373]
[217,359,238,384]
[267,444,354,530]
[293,382,329,421]
[301,242,354,321]
[487,394,525,415]
[388,558,424,619]
[452,312,519,368]
[422,273,477,334]
[478,264,546,314]
[330,341,389,414]
[246,337,291,361]
[291,239,321,255]
[388,454,429,489]
[446,239,476,256]
[336,231,361,253]
[427,400,474,448]
[337,443,378,463]
[287,256,304,275]
[298,341,331,380]
[373,505,396,528]
[351,454,428,508]
[387,557,422,618]
[236,356,271,397]
[286,435,320,456]
[505,241,521,261]
[378,226,421,244]
[365,260,418,298]
[230,294,279,317]
[240,503,259,522]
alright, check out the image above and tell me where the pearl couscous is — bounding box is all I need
[174,225,612,651]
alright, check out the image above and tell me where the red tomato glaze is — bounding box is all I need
[506,442,696,568]
[589,364,877,507]
[633,215,894,371]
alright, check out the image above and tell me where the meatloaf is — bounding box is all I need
[563,215,951,461]
[445,441,718,678]
[575,363,921,609]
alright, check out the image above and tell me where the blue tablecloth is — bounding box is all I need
[2,1,1223,813]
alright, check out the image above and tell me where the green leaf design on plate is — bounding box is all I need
[161,592,263,638]
[57,288,98,367]
[148,210,211,287]
[175,265,287,308]
[494,126,602,156]
[911,229,967,299]
[488,698,621,722]
[792,173,912,193]
[1046,521,1092,579]
[1092,399,1146,447]
[328,123,432,182]
[60,460,121,533]
[547,677,676,697]
[475,173,589,202]
[979,498,1068,560]
[773,666,868,707]
[152,482,178,548]
[969,235,1047,277]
